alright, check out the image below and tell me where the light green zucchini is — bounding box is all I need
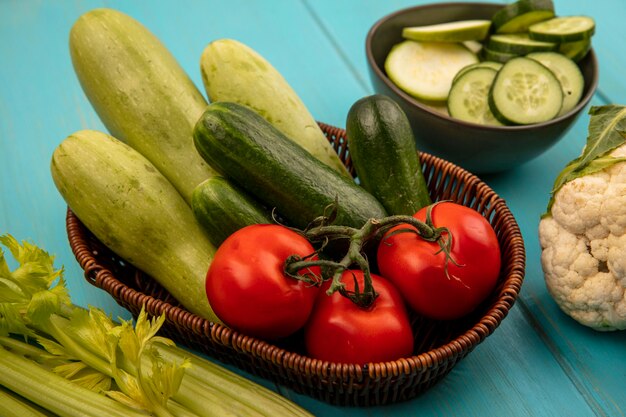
[69,8,216,204]
[51,130,220,323]
[199,38,350,177]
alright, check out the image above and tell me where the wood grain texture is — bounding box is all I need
[0,0,624,416]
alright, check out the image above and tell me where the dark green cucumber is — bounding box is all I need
[192,176,272,247]
[193,102,388,229]
[345,95,431,215]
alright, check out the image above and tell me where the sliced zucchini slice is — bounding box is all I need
[463,40,484,55]
[528,16,595,42]
[384,40,478,101]
[487,33,557,55]
[527,52,584,116]
[491,0,555,34]
[402,20,492,42]
[448,67,502,126]
[489,57,563,125]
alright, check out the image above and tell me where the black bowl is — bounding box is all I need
[366,2,598,173]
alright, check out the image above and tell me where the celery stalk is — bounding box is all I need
[0,346,150,417]
[0,386,52,417]
[0,234,314,417]
[166,400,205,417]
[172,375,266,417]
[0,336,59,363]
[158,345,313,417]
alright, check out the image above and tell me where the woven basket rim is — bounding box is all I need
[65,125,525,377]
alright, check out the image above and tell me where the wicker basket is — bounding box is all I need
[66,122,525,406]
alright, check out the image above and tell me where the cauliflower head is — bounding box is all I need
[539,145,626,331]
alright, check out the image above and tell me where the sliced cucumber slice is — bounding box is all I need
[453,61,503,84]
[527,52,584,116]
[402,20,492,42]
[448,67,503,126]
[492,0,555,34]
[473,61,503,71]
[487,33,557,55]
[489,57,563,125]
[384,40,478,101]
[559,39,591,62]
[481,47,518,64]
[529,16,595,42]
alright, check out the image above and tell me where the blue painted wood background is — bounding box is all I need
[1,1,624,416]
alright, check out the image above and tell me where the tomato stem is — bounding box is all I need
[282,257,338,284]
[283,202,458,308]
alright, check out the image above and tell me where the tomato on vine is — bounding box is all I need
[377,202,501,320]
[304,270,414,364]
[205,224,321,340]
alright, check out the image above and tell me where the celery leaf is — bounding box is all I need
[0,234,71,334]
[141,347,190,407]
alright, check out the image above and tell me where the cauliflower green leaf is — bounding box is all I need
[546,105,626,215]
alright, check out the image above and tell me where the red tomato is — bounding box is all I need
[304,270,414,364]
[377,202,501,320]
[206,224,321,340]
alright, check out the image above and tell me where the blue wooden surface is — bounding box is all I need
[0,1,624,416]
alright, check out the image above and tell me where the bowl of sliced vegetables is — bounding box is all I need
[366,0,598,173]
